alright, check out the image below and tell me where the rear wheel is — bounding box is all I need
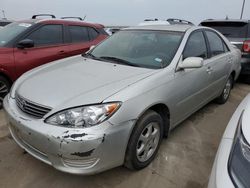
[0,76,10,108]
[215,75,233,104]
[124,110,163,170]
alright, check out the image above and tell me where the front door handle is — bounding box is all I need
[228,57,233,63]
[206,67,213,74]
[58,50,66,55]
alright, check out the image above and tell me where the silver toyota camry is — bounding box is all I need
[4,25,241,175]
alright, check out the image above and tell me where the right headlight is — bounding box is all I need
[45,102,121,128]
[228,111,250,188]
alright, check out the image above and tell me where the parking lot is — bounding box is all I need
[0,82,248,188]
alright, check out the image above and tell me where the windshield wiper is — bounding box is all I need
[99,56,140,67]
[82,53,103,61]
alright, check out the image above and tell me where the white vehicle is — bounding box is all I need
[138,19,170,26]
[138,18,194,26]
[208,94,250,188]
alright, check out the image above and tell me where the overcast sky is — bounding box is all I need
[1,0,249,25]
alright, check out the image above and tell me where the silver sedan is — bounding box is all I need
[4,25,241,175]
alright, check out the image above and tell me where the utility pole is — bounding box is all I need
[240,0,246,19]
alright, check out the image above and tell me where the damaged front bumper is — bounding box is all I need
[3,95,135,175]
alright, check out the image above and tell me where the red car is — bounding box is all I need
[0,14,108,106]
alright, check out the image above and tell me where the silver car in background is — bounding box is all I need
[208,94,250,188]
[4,25,241,175]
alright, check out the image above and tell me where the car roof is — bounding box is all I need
[201,19,250,23]
[16,18,104,28]
[124,24,193,32]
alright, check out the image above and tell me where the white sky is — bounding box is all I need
[1,0,249,26]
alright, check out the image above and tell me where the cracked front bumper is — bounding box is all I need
[3,95,135,175]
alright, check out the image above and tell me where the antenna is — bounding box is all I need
[240,0,246,19]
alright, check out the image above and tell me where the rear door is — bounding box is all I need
[67,25,101,56]
[14,24,69,77]
[204,30,231,97]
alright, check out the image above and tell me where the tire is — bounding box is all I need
[215,75,233,104]
[0,76,10,108]
[124,110,164,170]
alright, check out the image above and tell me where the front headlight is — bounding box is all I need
[45,102,121,128]
[228,111,250,188]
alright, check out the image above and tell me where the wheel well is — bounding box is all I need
[149,104,170,138]
[0,72,13,86]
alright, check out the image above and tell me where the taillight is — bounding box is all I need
[243,40,250,53]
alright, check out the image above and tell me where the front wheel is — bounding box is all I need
[124,110,163,170]
[215,75,233,104]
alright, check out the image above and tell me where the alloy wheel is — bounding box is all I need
[0,80,9,108]
[136,122,160,162]
[223,78,232,100]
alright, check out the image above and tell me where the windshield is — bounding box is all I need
[0,22,33,47]
[90,30,183,69]
[201,22,248,38]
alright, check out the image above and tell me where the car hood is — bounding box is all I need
[17,55,156,109]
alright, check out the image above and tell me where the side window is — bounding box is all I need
[69,25,89,43]
[206,31,225,57]
[183,31,208,59]
[27,24,63,46]
[88,27,99,40]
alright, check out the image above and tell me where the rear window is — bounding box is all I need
[69,25,89,43]
[88,27,99,40]
[201,21,248,38]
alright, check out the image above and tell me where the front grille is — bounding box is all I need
[15,94,52,118]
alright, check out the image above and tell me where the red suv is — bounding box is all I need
[0,14,108,106]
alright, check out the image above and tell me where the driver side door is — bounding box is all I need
[172,30,213,125]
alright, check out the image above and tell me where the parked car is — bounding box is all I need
[208,93,250,188]
[200,19,250,82]
[138,19,170,26]
[105,27,127,35]
[138,18,194,26]
[0,14,108,106]
[0,19,12,27]
[4,24,241,175]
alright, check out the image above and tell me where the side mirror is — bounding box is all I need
[17,39,34,49]
[89,45,95,51]
[178,57,204,69]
